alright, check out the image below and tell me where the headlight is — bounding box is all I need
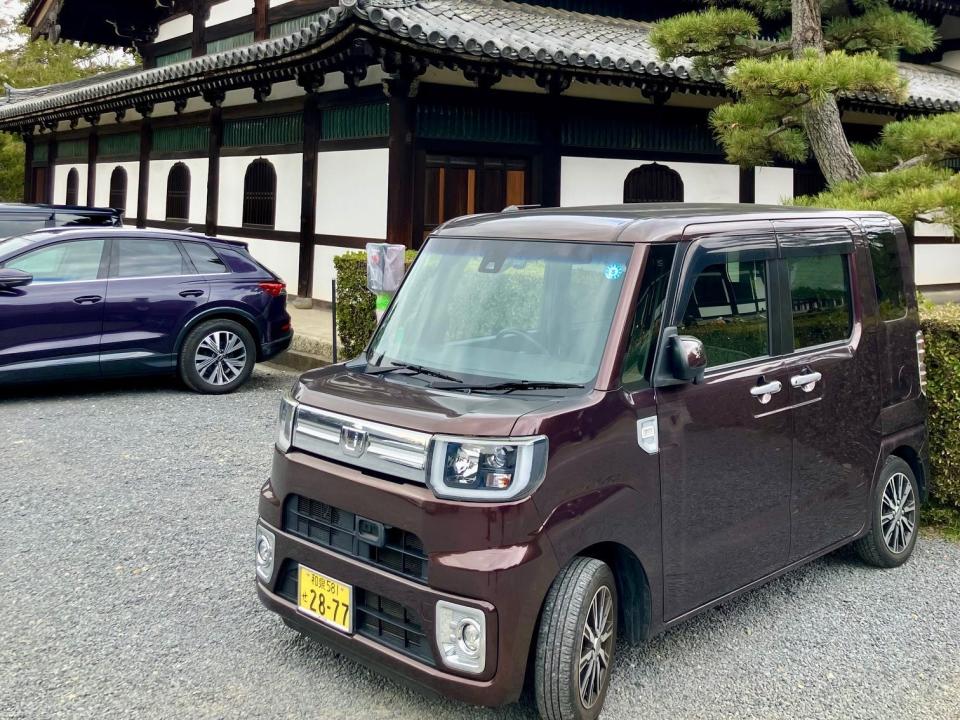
[275,387,298,453]
[428,435,548,501]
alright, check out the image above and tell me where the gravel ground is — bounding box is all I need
[1,367,959,720]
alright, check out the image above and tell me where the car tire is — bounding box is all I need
[535,557,618,720]
[179,318,256,394]
[853,456,920,568]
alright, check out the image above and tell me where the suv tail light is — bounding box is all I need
[259,281,286,297]
[916,330,927,396]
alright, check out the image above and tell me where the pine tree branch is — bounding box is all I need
[892,154,931,172]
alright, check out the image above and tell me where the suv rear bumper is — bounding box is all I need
[260,332,293,360]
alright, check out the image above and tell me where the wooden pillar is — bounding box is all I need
[136,111,153,229]
[540,94,562,208]
[254,0,269,41]
[385,78,417,248]
[22,132,34,203]
[191,0,207,57]
[86,126,98,207]
[205,93,224,235]
[297,84,322,302]
[46,136,57,204]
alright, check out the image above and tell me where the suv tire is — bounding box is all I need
[535,557,618,720]
[854,456,920,568]
[179,318,256,394]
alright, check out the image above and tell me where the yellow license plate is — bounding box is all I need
[297,565,353,634]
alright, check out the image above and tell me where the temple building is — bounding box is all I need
[4,0,960,302]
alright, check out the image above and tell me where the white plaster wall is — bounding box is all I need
[156,14,193,43]
[52,164,88,204]
[315,149,389,238]
[94,162,140,219]
[218,154,302,232]
[270,0,296,6]
[915,245,960,287]
[560,157,741,206]
[206,0,253,26]
[146,158,208,225]
[221,234,300,289]
[311,245,354,302]
[754,167,795,205]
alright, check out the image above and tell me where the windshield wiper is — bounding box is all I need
[432,381,585,394]
[364,362,464,384]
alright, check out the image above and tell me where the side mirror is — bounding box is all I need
[0,268,32,289]
[667,329,707,385]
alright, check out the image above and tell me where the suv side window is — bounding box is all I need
[114,238,193,278]
[867,227,907,321]
[183,241,228,274]
[5,239,106,283]
[0,216,48,238]
[788,253,853,349]
[622,245,675,388]
[678,256,769,367]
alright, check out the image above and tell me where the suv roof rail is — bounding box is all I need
[502,204,542,213]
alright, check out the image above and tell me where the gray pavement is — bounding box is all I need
[1,367,958,720]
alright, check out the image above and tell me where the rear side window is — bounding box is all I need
[679,257,769,367]
[217,247,260,274]
[867,228,907,321]
[0,217,47,238]
[622,245,674,388]
[183,242,228,274]
[788,254,853,349]
[115,239,192,278]
[5,239,105,283]
[55,212,117,227]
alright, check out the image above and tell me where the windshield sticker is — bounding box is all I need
[604,263,627,281]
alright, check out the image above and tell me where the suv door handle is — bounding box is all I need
[73,295,103,304]
[179,289,205,298]
[790,371,823,392]
[750,380,782,405]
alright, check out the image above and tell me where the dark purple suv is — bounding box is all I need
[0,228,293,393]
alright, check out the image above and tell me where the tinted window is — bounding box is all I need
[6,239,105,283]
[0,217,47,238]
[868,229,907,321]
[622,245,674,387]
[679,258,769,367]
[115,239,191,278]
[788,254,852,349]
[183,242,228,274]
[55,212,117,227]
[218,247,260,274]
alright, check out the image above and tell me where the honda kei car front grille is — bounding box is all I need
[275,561,435,666]
[283,494,428,582]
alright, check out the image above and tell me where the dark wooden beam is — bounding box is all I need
[191,0,207,58]
[298,86,322,300]
[86,130,99,207]
[22,133,34,203]
[385,78,418,248]
[137,118,153,229]
[539,93,562,209]
[205,94,225,236]
[254,0,269,42]
[46,138,57,203]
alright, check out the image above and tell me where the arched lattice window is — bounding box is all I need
[65,168,80,206]
[242,158,277,228]
[623,163,684,203]
[109,167,127,213]
[165,162,191,221]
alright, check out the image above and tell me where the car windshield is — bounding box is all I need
[367,236,633,386]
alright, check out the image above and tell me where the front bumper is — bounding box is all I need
[257,448,560,707]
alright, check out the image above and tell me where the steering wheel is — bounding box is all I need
[494,328,550,354]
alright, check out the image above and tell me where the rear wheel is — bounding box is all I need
[535,557,617,720]
[854,456,919,568]
[179,319,256,394]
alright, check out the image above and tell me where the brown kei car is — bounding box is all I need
[256,204,928,720]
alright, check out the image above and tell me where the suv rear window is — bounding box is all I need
[788,254,853,349]
[217,247,260,274]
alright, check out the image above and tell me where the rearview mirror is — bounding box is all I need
[0,268,33,289]
[668,330,707,385]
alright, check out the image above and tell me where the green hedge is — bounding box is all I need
[333,250,417,359]
[922,303,960,509]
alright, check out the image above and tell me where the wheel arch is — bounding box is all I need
[174,306,263,361]
[578,541,652,645]
[888,444,927,503]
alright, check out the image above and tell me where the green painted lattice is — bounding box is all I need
[320,103,389,140]
[98,132,140,158]
[224,113,303,147]
[269,13,322,39]
[156,48,191,67]
[153,125,210,154]
[33,143,49,163]
[57,138,87,160]
[561,115,723,156]
[417,104,539,144]
[207,31,255,55]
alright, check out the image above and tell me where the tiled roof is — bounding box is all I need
[3,0,960,125]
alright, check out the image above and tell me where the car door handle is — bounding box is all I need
[790,371,823,392]
[179,289,205,298]
[73,295,103,304]
[750,380,783,405]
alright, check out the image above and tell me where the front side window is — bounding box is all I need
[114,239,191,278]
[622,244,675,388]
[369,237,632,385]
[678,257,769,367]
[788,253,853,349]
[5,239,105,283]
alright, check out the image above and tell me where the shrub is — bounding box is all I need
[333,250,417,359]
[922,303,960,509]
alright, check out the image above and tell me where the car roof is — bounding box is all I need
[0,226,248,250]
[432,203,894,244]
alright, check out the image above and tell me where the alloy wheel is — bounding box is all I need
[194,330,247,386]
[578,585,614,710]
[881,472,916,554]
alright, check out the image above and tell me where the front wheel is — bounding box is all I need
[179,319,256,394]
[853,456,920,568]
[535,557,617,720]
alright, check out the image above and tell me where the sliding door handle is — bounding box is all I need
[790,371,823,393]
[750,380,782,405]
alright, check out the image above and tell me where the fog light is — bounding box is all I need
[255,524,275,583]
[436,601,486,674]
